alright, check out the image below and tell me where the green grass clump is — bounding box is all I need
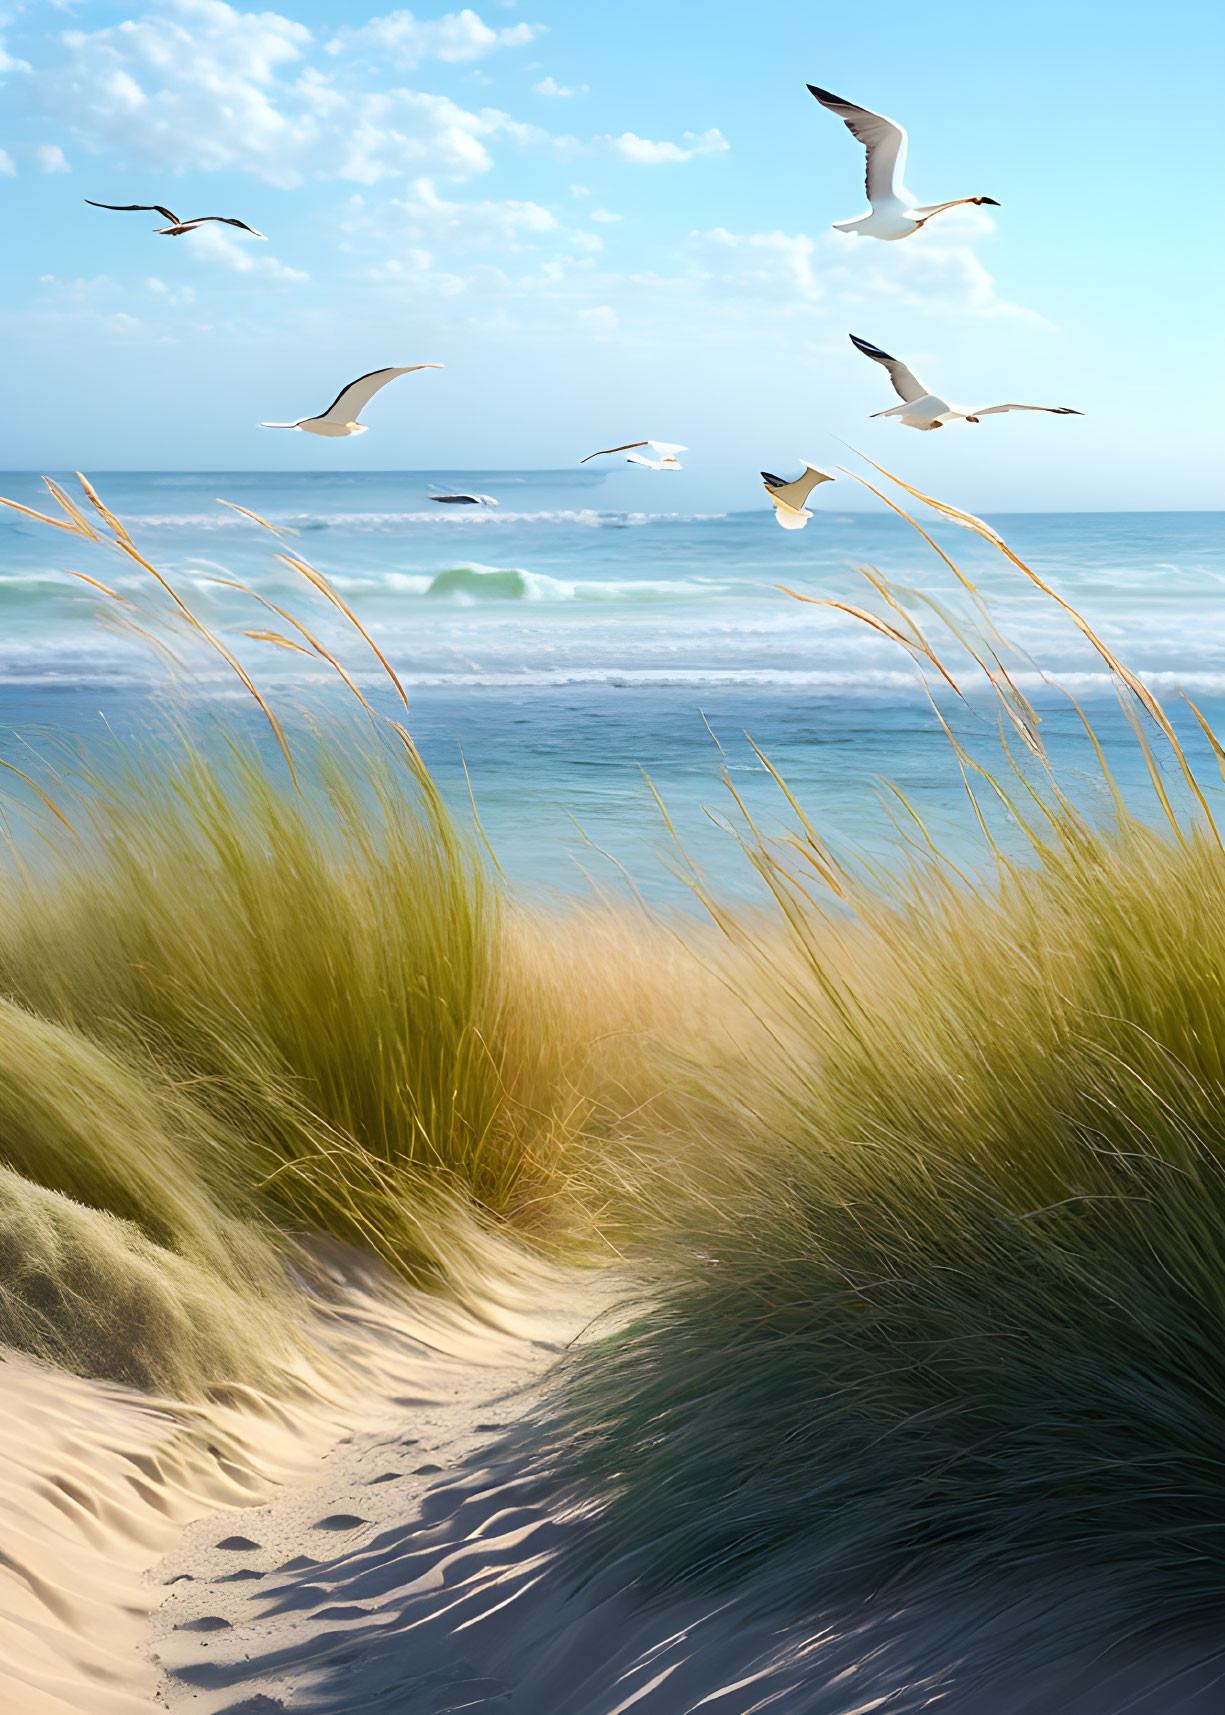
[0,730,568,1277]
[546,804,1225,1642]
[0,996,296,1393]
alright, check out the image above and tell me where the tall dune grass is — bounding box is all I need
[542,476,1225,1649]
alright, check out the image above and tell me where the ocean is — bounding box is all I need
[2,467,1223,902]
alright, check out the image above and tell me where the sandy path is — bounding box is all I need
[12,1256,1221,1715]
[146,1276,1225,1715]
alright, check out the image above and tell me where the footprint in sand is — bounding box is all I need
[177,1615,231,1632]
[215,1535,261,1551]
[413,1462,443,1475]
[366,1471,404,1484]
[215,1568,264,1582]
[312,1513,366,1531]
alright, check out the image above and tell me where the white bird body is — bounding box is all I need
[808,86,998,241]
[581,440,686,470]
[761,463,836,529]
[850,336,1083,431]
[261,365,441,437]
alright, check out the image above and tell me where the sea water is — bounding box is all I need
[2,468,1223,901]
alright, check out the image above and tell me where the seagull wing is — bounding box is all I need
[807,86,908,204]
[86,199,180,224]
[182,216,267,238]
[647,442,687,456]
[971,404,1084,416]
[850,335,927,402]
[761,465,836,510]
[580,441,650,463]
[309,365,442,426]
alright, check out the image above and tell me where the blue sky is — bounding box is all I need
[1,0,1221,509]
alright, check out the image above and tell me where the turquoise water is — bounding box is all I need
[2,469,1224,900]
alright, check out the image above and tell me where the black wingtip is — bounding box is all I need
[981,197,1001,206]
[850,333,896,363]
[761,472,784,488]
[807,84,845,105]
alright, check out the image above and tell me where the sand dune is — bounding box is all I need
[0,1253,592,1715]
[148,1281,1225,1715]
[7,1263,1225,1715]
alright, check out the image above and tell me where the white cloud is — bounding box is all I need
[532,74,584,97]
[356,248,467,294]
[386,174,557,245]
[146,275,197,304]
[0,149,15,177]
[181,222,308,279]
[329,8,539,68]
[687,221,1048,326]
[36,143,71,172]
[697,227,819,299]
[41,0,546,187]
[569,183,590,197]
[0,39,32,75]
[577,304,618,336]
[37,273,120,303]
[606,128,727,165]
[589,207,620,223]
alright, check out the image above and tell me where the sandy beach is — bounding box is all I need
[6,1252,1224,1715]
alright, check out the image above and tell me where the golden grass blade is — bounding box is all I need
[879,781,974,886]
[101,539,300,788]
[743,737,846,896]
[276,553,411,713]
[0,495,83,533]
[459,750,505,879]
[837,462,980,595]
[210,575,375,713]
[778,588,966,699]
[244,630,315,655]
[75,473,135,545]
[42,478,102,542]
[216,499,295,536]
[1183,696,1225,788]
[98,610,186,673]
[1114,683,1185,842]
[66,570,128,602]
[861,458,1223,849]
[0,759,79,836]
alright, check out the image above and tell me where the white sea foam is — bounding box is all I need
[92,508,730,533]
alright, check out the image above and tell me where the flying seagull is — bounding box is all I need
[261,366,442,438]
[762,463,836,530]
[850,335,1083,431]
[428,490,499,505]
[581,440,686,470]
[807,87,998,241]
[85,200,266,238]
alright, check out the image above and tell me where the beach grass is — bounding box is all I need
[4,470,1225,1649]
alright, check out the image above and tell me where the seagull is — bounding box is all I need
[260,366,442,438]
[761,463,836,530]
[85,200,266,238]
[807,87,999,241]
[580,440,686,470]
[427,491,499,505]
[850,335,1083,431]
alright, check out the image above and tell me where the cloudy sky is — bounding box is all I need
[0,0,1220,509]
